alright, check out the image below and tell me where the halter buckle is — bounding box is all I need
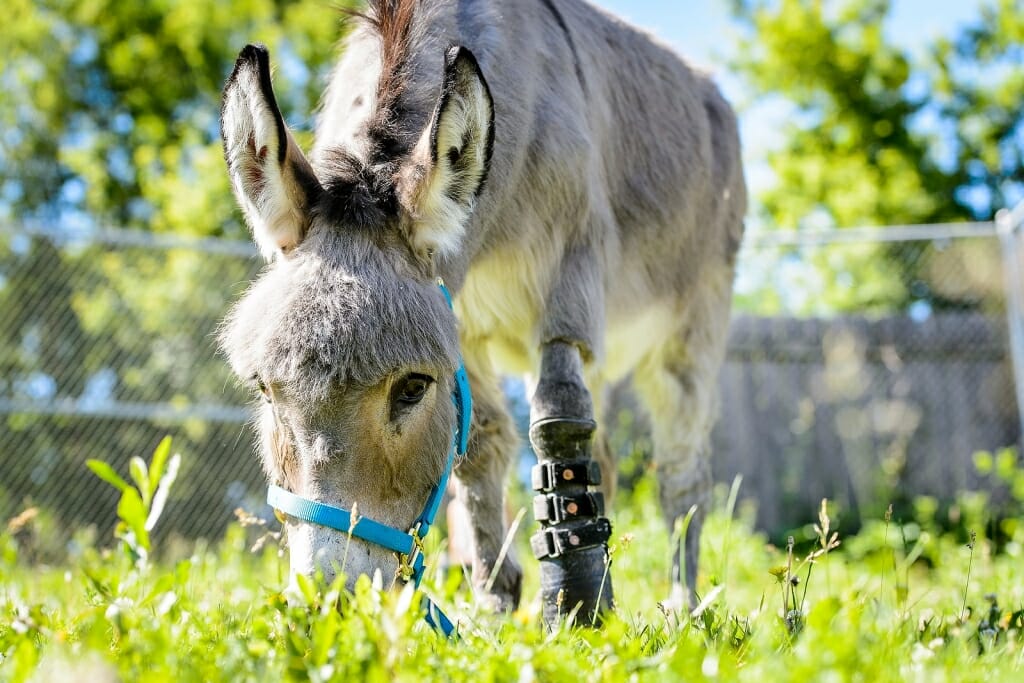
[397,522,425,583]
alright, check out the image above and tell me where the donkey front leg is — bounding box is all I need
[528,239,613,626]
[452,354,523,612]
[529,341,614,626]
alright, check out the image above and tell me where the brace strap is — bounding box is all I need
[533,491,605,524]
[531,460,602,492]
[530,518,612,559]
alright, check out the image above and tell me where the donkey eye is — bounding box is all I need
[394,373,434,406]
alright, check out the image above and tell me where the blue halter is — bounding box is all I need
[267,280,471,638]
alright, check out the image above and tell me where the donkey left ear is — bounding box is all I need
[221,44,322,261]
[399,46,494,257]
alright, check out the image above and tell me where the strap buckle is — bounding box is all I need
[530,518,613,559]
[531,460,602,492]
[397,522,424,584]
[533,491,605,524]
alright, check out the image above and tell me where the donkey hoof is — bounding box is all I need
[476,557,523,613]
[479,591,518,614]
[657,583,695,620]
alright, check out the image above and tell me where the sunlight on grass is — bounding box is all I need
[2,453,1023,681]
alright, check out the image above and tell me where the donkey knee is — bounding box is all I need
[528,342,600,477]
[529,342,594,423]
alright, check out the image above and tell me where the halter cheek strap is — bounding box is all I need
[267,280,470,638]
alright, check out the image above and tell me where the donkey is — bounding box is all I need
[219,0,745,624]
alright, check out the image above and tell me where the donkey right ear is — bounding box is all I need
[220,44,321,260]
[397,46,494,258]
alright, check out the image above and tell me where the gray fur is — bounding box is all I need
[219,0,745,609]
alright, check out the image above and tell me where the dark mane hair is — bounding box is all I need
[343,0,420,128]
[316,1,422,226]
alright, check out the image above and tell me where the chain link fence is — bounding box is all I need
[2,214,1022,551]
[0,226,265,554]
[708,218,1021,532]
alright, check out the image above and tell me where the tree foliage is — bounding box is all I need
[0,1,352,535]
[728,0,1023,313]
[3,0,347,234]
[730,0,1022,227]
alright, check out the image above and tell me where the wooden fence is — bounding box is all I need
[706,313,1019,533]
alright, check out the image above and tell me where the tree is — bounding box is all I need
[728,0,1023,314]
[0,0,354,540]
[3,0,346,234]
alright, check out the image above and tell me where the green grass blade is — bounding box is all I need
[145,453,181,532]
[149,436,172,493]
[85,460,130,493]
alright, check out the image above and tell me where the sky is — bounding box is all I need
[595,1,986,69]
[592,0,991,205]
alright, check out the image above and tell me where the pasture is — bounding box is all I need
[2,442,1023,681]
[3,0,1024,680]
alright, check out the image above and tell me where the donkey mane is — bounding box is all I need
[342,0,422,144]
[312,1,427,231]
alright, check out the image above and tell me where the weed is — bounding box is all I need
[771,499,842,637]
[86,436,180,567]
[960,530,977,624]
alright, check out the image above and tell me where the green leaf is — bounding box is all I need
[142,572,177,606]
[118,487,150,553]
[310,609,340,665]
[10,639,39,683]
[86,460,130,493]
[974,451,994,475]
[146,453,181,532]
[294,572,318,608]
[130,456,151,505]
[149,436,172,494]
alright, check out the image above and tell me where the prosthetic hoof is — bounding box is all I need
[529,417,614,627]
[537,544,612,625]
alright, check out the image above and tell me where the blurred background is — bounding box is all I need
[2,0,1022,553]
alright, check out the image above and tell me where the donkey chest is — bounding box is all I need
[455,245,555,374]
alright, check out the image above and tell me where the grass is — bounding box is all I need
[2,448,1023,681]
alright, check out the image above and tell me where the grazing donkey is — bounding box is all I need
[219,0,745,625]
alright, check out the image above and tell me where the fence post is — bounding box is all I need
[997,201,1024,447]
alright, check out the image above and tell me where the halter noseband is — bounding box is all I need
[267,280,471,638]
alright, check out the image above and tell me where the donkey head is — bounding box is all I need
[218,43,492,591]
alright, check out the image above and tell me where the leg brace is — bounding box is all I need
[529,417,613,626]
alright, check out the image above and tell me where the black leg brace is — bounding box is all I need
[529,417,613,626]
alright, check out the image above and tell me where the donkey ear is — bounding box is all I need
[400,46,494,257]
[220,44,322,260]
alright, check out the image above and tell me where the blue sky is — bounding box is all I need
[594,1,986,69]
[592,1,991,203]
